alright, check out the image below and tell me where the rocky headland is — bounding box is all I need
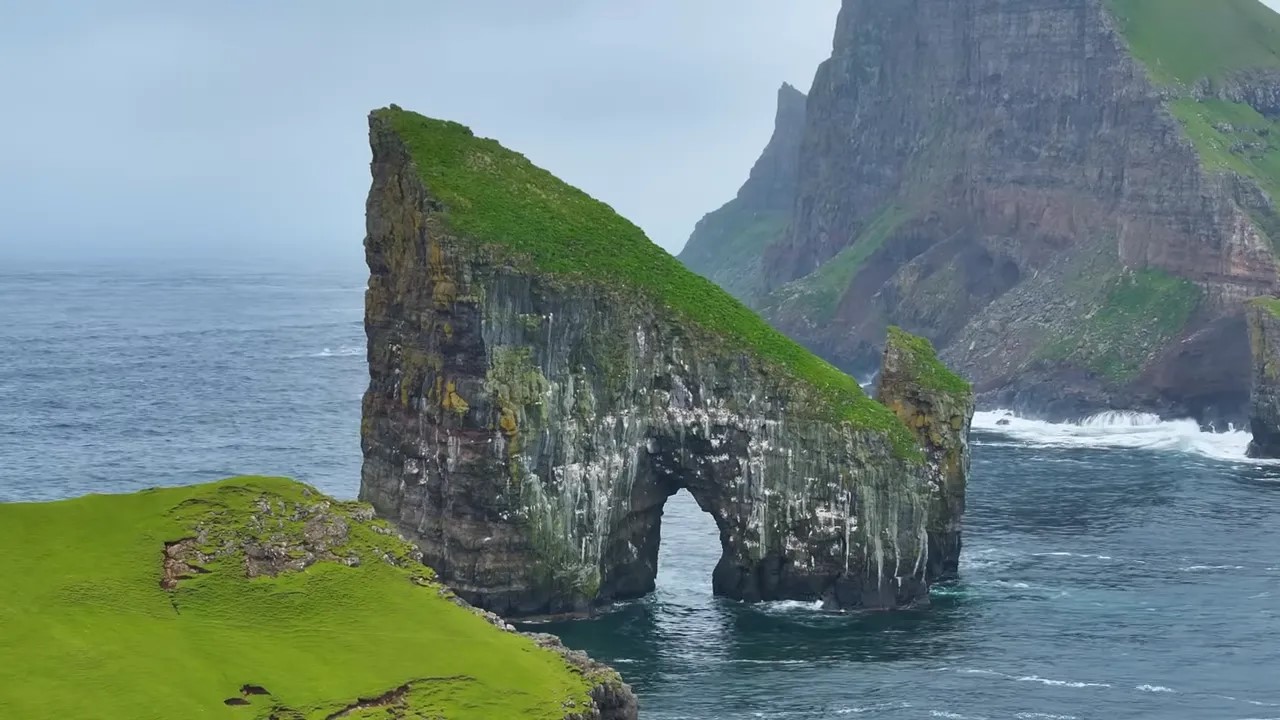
[359,106,974,618]
[0,476,637,719]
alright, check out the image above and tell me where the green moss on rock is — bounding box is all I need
[764,204,911,324]
[375,106,915,457]
[1040,268,1203,381]
[884,326,971,395]
[0,477,602,719]
[1252,295,1280,318]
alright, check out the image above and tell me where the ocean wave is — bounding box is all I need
[973,410,1280,465]
[757,599,825,613]
[958,668,1109,689]
[1016,675,1111,688]
[1015,714,1077,720]
[309,345,363,358]
[1136,684,1176,693]
[836,703,911,714]
[1179,565,1245,572]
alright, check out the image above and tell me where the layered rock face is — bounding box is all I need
[1247,299,1280,457]
[678,83,807,303]
[876,328,974,580]
[360,107,974,618]
[682,0,1280,425]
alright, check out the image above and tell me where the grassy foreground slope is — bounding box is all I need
[0,477,600,720]
[376,106,914,453]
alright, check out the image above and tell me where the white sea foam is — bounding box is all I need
[311,345,363,358]
[758,599,825,613]
[958,668,1109,689]
[973,409,1280,465]
[1016,675,1111,688]
[1015,714,1078,720]
[1136,684,1176,693]
[1179,565,1245,572]
[836,703,911,714]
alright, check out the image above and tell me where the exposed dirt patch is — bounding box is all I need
[319,677,470,720]
[160,538,211,591]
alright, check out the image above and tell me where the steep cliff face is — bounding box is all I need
[360,107,974,618]
[677,83,807,303]
[876,328,974,580]
[1247,299,1280,457]
[686,0,1280,425]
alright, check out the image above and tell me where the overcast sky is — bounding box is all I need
[0,1,841,268]
[7,2,1280,269]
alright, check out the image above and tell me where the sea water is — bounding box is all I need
[3,261,1278,719]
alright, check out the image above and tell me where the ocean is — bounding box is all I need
[3,262,1278,719]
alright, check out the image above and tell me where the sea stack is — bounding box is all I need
[359,106,974,617]
[1247,298,1280,457]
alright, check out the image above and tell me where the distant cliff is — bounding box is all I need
[360,106,973,618]
[681,0,1280,425]
[678,83,807,303]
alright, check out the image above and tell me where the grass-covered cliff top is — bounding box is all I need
[1252,295,1280,318]
[1104,0,1280,86]
[0,477,603,719]
[375,105,920,456]
[884,326,971,395]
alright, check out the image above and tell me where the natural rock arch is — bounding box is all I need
[358,108,973,617]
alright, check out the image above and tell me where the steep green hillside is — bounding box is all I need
[377,106,912,450]
[677,199,787,302]
[0,477,608,719]
[1104,0,1280,86]
[763,204,910,323]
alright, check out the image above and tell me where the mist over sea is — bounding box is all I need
[4,261,1278,719]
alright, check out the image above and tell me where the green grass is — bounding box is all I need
[1252,295,1280,318]
[0,477,601,720]
[1041,269,1203,381]
[763,204,910,322]
[677,199,788,302]
[1104,0,1280,86]
[377,106,917,457]
[885,326,971,395]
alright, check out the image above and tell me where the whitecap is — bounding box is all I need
[836,702,911,714]
[1136,685,1176,693]
[1015,714,1077,720]
[1179,565,1245,572]
[1016,675,1111,688]
[311,345,363,358]
[973,409,1280,465]
[758,599,825,613]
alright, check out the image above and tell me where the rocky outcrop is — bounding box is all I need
[677,83,807,303]
[360,106,974,618]
[1247,298,1280,457]
[876,328,973,580]
[680,0,1280,426]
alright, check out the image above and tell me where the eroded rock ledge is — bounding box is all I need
[359,107,975,618]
